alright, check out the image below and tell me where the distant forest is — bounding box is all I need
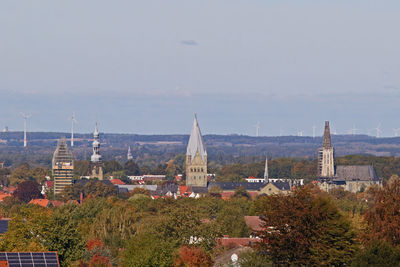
[2,132,400,174]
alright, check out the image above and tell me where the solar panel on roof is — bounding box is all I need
[0,220,9,234]
[0,252,60,267]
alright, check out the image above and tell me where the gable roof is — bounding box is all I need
[186,114,207,161]
[335,165,380,181]
[29,199,49,208]
[109,179,125,185]
[270,181,291,191]
[244,216,263,232]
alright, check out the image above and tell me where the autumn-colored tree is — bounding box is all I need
[258,185,358,266]
[85,239,112,267]
[174,246,213,267]
[165,160,177,180]
[363,179,400,246]
[131,187,150,196]
[233,186,250,199]
[13,180,42,202]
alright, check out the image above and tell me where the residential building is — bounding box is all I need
[186,114,208,187]
[52,138,74,195]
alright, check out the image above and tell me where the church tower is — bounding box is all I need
[318,121,334,177]
[89,123,103,180]
[186,114,207,187]
[127,146,133,161]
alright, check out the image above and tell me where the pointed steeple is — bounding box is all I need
[186,113,207,161]
[94,122,99,138]
[323,121,332,148]
[264,156,269,179]
[127,146,133,160]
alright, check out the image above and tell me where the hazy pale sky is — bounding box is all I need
[1,1,400,136]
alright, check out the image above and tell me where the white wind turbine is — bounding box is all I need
[254,122,260,137]
[312,125,316,138]
[348,125,358,136]
[21,112,31,147]
[373,124,382,138]
[393,128,400,137]
[297,129,303,137]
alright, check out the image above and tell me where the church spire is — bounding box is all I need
[127,146,133,160]
[323,121,332,148]
[186,113,208,187]
[186,113,207,161]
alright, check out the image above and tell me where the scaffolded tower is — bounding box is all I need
[53,138,74,194]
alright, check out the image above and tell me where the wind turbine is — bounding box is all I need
[312,125,316,138]
[348,125,358,136]
[254,122,260,137]
[373,124,382,138]
[21,112,31,147]
[393,128,400,137]
[69,113,77,147]
[297,130,303,137]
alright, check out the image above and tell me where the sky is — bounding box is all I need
[1,1,400,136]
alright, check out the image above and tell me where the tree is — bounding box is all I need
[364,179,400,246]
[258,185,358,266]
[351,240,400,267]
[103,161,123,174]
[233,186,250,199]
[13,180,42,202]
[165,160,177,180]
[174,246,213,267]
[9,163,32,185]
[216,202,250,237]
[124,160,140,176]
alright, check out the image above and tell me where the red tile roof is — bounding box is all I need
[50,200,64,207]
[179,185,190,195]
[0,260,8,267]
[0,193,11,202]
[29,199,49,208]
[244,216,264,232]
[109,179,126,185]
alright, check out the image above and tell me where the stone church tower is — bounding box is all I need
[89,123,104,180]
[318,121,335,177]
[186,114,207,187]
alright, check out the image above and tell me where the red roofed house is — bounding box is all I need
[244,216,264,237]
[29,199,50,208]
[109,179,126,185]
[2,186,16,194]
[178,185,190,197]
[0,193,11,202]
